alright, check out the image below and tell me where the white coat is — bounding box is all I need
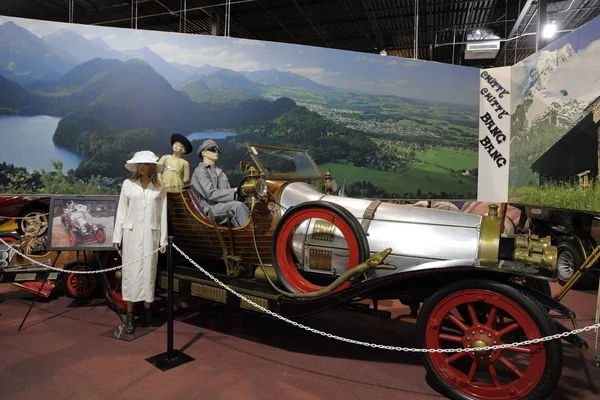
[113,179,168,303]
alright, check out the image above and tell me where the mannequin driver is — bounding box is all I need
[190,139,250,227]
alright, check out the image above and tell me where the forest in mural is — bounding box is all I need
[0,16,479,199]
[509,15,600,212]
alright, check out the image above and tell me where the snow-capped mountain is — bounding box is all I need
[522,43,574,100]
[512,38,600,150]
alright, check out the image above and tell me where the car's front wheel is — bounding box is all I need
[416,279,562,400]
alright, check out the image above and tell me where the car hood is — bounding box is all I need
[279,182,482,229]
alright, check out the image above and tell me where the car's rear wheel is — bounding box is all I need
[271,201,370,294]
[61,263,99,299]
[417,279,562,400]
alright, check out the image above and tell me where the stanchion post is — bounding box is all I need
[166,235,174,358]
[146,236,194,371]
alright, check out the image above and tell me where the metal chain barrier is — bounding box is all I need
[173,243,600,354]
[0,236,161,274]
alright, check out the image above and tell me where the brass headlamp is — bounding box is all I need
[478,204,557,271]
[238,165,267,200]
[320,169,339,194]
[512,233,557,270]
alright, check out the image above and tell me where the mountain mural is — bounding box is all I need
[42,28,190,84]
[0,21,79,85]
[180,68,267,103]
[43,29,119,61]
[0,17,480,199]
[242,68,331,91]
[511,41,600,168]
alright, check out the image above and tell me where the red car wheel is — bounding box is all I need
[95,228,106,244]
[272,201,369,294]
[417,280,562,400]
[62,264,99,299]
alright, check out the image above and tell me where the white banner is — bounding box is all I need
[477,66,511,202]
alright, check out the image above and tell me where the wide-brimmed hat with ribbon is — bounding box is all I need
[171,133,193,154]
[125,150,165,173]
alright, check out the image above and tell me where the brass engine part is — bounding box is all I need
[512,233,558,270]
[254,265,280,285]
[190,282,226,303]
[311,220,336,241]
[478,204,503,267]
[240,295,269,312]
[309,249,333,271]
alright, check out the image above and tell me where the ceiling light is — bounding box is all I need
[542,21,557,39]
[380,49,387,56]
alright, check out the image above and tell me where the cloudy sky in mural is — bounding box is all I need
[0,16,478,105]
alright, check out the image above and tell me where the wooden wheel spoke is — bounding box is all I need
[497,322,520,337]
[439,333,464,343]
[486,306,498,329]
[447,314,469,332]
[446,351,469,364]
[498,356,524,378]
[488,364,501,387]
[467,303,479,326]
[503,346,531,354]
[467,360,478,382]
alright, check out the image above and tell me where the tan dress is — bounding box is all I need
[160,155,187,193]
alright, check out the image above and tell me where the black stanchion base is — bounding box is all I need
[100,324,158,342]
[146,349,194,371]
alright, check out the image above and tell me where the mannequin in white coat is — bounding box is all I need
[113,150,167,334]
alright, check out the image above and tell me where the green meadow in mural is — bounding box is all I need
[0,16,479,198]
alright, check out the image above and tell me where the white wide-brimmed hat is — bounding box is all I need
[125,150,164,173]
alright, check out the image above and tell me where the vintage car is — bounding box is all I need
[0,231,102,299]
[99,143,585,400]
[0,195,50,236]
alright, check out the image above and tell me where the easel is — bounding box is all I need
[94,251,126,329]
[17,251,62,331]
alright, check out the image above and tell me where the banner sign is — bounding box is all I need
[477,66,511,202]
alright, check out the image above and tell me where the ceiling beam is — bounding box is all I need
[494,0,536,63]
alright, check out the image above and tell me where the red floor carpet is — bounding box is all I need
[0,282,599,400]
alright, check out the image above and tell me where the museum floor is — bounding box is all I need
[0,282,599,400]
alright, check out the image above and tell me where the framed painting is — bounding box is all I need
[47,195,119,251]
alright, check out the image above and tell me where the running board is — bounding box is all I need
[159,266,281,315]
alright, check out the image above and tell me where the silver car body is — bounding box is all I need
[279,182,484,278]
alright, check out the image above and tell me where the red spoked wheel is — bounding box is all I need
[271,201,370,294]
[95,228,106,244]
[67,231,76,247]
[417,280,562,400]
[99,251,126,312]
[0,232,21,245]
[62,264,99,299]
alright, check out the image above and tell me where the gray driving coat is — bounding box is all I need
[190,163,249,227]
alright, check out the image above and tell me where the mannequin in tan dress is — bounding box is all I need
[158,133,193,192]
